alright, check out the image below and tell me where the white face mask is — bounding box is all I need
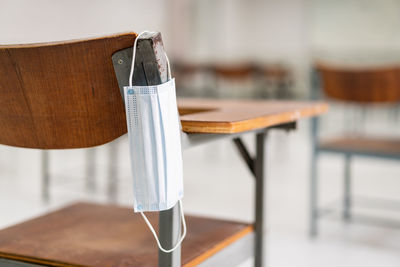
[123,31,186,253]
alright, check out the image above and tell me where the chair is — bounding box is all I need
[211,64,257,98]
[309,62,400,236]
[257,64,293,99]
[0,32,253,266]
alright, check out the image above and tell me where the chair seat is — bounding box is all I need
[0,202,252,267]
[318,136,400,158]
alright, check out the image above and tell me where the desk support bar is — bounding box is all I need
[233,138,255,177]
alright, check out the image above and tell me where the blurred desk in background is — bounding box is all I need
[173,62,293,99]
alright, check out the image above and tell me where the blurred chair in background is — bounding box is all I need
[310,62,400,236]
[257,64,293,99]
[211,63,257,98]
[173,61,213,97]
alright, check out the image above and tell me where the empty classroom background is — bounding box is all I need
[3,0,400,92]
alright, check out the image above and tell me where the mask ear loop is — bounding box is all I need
[128,31,186,253]
[129,31,150,87]
[164,52,172,80]
[141,200,187,253]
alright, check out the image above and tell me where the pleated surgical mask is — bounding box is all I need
[123,31,185,253]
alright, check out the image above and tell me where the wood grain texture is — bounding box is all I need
[183,226,253,267]
[0,203,251,267]
[319,136,400,156]
[315,62,400,103]
[0,33,136,149]
[178,98,328,133]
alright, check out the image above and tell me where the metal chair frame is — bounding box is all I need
[309,67,400,237]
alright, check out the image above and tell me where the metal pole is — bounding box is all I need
[310,67,320,237]
[107,141,118,203]
[233,138,255,176]
[159,204,181,267]
[309,124,318,237]
[41,150,50,203]
[85,148,96,193]
[254,131,267,267]
[343,154,352,221]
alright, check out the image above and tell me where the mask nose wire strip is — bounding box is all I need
[128,31,185,253]
[140,200,187,253]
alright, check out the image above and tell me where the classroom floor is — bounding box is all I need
[1,112,400,267]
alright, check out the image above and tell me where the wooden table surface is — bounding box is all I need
[178,98,328,134]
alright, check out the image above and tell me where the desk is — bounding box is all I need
[179,98,327,133]
[173,98,328,267]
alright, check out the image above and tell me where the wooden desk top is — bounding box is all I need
[178,98,328,134]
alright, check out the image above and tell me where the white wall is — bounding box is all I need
[0,0,310,62]
[310,0,400,63]
[0,0,312,96]
[2,0,399,96]
[190,0,310,64]
[0,0,168,44]
[188,0,311,96]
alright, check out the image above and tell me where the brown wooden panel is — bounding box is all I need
[319,136,400,156]
[178,98,328,133]
[0,33,136,149]
[315,62,400,103]
[0,202,252,267]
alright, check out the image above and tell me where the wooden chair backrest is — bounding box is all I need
[0,33,136,149]
[315,62,400,103]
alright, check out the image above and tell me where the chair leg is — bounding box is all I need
[159,204,182,267]
[310,149,318,237]
[107,141,118,203]
[85,148,96,193]
[343,154,352,221]
[41,150,50,203]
